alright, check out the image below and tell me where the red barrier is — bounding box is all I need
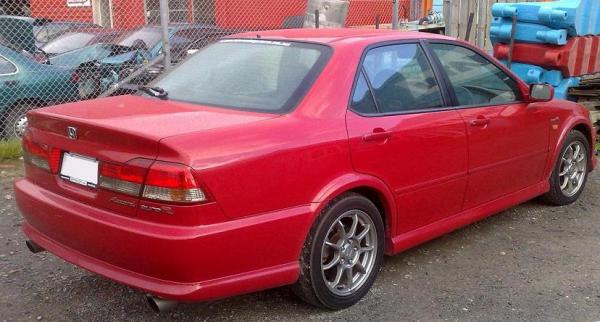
[494,36,600,77]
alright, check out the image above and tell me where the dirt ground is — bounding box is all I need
[1,158,599,322]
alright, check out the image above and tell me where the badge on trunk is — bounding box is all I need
[67,126,77,140]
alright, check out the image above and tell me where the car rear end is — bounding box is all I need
[15,37,336,302]
[14,95,312,302]
[17,107,211,293]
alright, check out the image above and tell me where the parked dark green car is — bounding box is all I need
[0,15,78,138]
[0,45,77,138]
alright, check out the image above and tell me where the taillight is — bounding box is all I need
[22,135,61,173]
[99,159,151,197]
[70,72,79,84]
[142,161,207,203]
[98,159,208,204]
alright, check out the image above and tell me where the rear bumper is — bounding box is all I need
[15,179,314,301]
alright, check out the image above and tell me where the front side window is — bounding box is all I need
[153,39,330,112]
[430,43,522,106]
[0,56,17,75]
[359,43,443,113]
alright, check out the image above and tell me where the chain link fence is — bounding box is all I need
[0,0,411,141]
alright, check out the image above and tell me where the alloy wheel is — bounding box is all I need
[558,141,587,197]
[320,210,377,297]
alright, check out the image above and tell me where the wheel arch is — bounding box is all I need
[8,98,47,111]
[553,119,596,172]
[1,98,47,127]
[311,173,397,252]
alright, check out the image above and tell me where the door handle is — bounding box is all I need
[363,129,392,142]
[470,116,489,127]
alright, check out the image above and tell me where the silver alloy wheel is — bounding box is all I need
[13,115,28,138]
[559,141,587,197]
[321,210,377,296]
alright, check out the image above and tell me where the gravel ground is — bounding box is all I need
[1,159,600,322]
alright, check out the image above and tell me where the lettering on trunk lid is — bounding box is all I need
[140,204,174,215]
[110,197,136,208]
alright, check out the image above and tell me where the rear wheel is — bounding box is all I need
[76,64,103,100]
[293,193,384,309]
[1,102,38,139]
[543,130,590,205]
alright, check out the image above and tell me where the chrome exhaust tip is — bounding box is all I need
[25,240,45,254]
[146,294,179,313]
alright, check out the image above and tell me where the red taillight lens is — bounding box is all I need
[142,161,207,203]
[99,159,151,197]
[22,135,61,173]
[70,72,79,84]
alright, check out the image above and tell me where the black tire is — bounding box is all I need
[76,64,103,100]
[1,103,37,139]
[543,130,590,206]
[292,192,384,309]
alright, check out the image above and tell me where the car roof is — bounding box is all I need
[0,44,28,63]
[60,28,117,35]
[231,28,453,46]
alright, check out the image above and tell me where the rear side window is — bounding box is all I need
[356,43,443,114]
[350,71,377,114]
[430,43,522,106]
[0,56,17,75]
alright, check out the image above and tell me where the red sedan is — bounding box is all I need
[15,29,597,312]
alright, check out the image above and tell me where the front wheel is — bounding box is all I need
[543,130,590,206]
[293,193,384,309]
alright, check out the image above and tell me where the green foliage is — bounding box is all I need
[0,139,22,160]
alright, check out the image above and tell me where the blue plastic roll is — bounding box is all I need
[500,61,564,86]
[492,0,600,36]
[554,77,581,100]
[490,17,568,45]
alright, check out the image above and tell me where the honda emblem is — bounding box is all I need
[67,126,77,140]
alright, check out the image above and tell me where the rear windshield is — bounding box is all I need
[153,39,331,113]
[115,27,162,49]
[42,32,96,54]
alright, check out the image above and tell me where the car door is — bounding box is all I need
[427,42,550,209]
[346,42,469,234]
[0,54,21,112]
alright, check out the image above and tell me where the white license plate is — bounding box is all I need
[60,153,99,188]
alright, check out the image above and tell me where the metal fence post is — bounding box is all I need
[159,0,172,72]
[392,0,399,30]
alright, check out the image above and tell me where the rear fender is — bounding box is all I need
[311,173,397,252]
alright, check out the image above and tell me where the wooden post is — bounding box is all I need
[315,9,319,28]
[465,12,475,42]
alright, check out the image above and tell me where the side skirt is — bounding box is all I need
[388,181,549,255]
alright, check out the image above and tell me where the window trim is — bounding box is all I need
[0,54,19,76]
[350,68,380,114]
[347,40,452,118]
[423,39,527,110]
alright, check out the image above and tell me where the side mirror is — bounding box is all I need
[529,84,554,102]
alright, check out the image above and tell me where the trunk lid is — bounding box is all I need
[25,95,278,217]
